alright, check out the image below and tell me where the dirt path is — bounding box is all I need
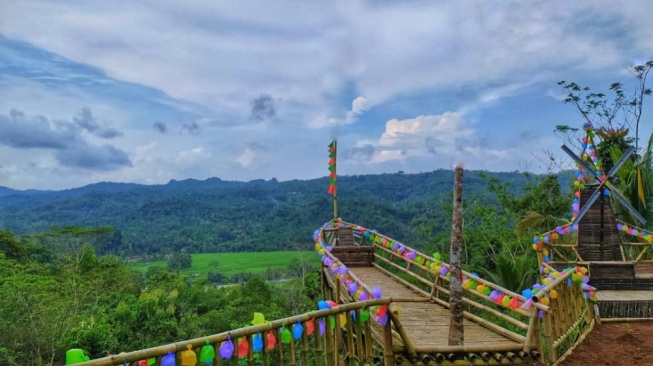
[558,322,653,365]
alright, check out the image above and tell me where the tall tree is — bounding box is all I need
[448,165,464,346]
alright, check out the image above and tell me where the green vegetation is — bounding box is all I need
[131,251,320,282]
[0,230,321,366]
[0,170,571,256]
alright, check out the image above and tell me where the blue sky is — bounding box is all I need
[0,0,652,190]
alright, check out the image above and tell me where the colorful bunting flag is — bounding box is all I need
[328,141,336,195]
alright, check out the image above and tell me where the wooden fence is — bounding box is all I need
[76,299,391,366]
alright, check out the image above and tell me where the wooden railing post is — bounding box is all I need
[382,317,394,366]
[325,317,335,366]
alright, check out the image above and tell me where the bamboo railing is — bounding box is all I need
[535,220,653,264]
[320,220,596,365]
[76,299,390,366]
[537,264,595,364]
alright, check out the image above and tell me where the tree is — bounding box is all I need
[448,165,464,346]
[0,230,25,260]
[557,60,653,147]
[167,253,192,271]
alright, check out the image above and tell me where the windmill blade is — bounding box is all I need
[609,186,648,225]
[561,145,597,178]
[573,189,601,224]
[607,146,636,177]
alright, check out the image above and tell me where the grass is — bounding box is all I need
[131,251,320,279]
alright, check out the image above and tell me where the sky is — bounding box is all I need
[1,0,652,190]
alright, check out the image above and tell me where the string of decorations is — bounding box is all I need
[316,220,597,323]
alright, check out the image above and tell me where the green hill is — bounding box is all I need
[0,170,571,255]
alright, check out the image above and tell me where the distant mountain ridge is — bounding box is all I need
[0,170,570,255]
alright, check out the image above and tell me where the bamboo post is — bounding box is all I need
[382,317,394,366]
[523,307,539,353]
[345,311,355,366]
[334,314,341,364]
[315,318,325,366]
[301,322,310,366]
[231,337,238,366]
[354,310,364,363]
[214,343,221,366]
[289,334,296,366]
[247,334,254,366]
[543,312,557,363]
[262,331,270,366]
[325,317,335,366]
[274,328,283,362]
[364,317,373,361]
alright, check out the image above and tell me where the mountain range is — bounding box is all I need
[0,170,562,256]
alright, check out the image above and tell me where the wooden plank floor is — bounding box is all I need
[597,290,653,301]
[350,267,522,349]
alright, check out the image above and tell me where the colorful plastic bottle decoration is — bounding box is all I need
[252,334,264,352]
[161,352,176,366]
[266,332,277,350]
[360,309,370,322]
[292,321,304,339]
[306,318,315,335]
[319,319,326,336]
[251,312,266,325]
[220,337,234,359]
[65,349,90,365]
[280,327,292,344]
[181,344,197,366]
[237,338,249,357]
[199,340,215,364]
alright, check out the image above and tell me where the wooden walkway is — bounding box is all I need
[349,267,522,350]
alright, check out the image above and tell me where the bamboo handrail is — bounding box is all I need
[374,243,551,313]
[372,254,531,328]
[320,249,418,360]
[371,263,527,344]
[77,298,393,366]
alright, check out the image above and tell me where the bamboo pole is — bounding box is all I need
[301,323,310,366]
[247,334,254,366]
[382,317,394,366]
[364,321,373,362]
[262,331,270,366]
[354,309,364,363]
[231,337,238,366]
[289,333,296,366]
[449,164,464,347]
[345,310,355,366]
[214,343,221,366]
[315,318,325,366]
[274,328,283,363]
[325,316,335,366]
[523,307,539,353]
[411,343,523,353]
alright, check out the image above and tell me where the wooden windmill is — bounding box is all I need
[561,144,646,261]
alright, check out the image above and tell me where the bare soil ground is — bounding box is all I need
[557,321,653,365]
[515,322,653,365]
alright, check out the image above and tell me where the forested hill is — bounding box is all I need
[0,170,567,255]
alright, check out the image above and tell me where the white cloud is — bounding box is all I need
[364,112,514,166]
[236,147,257,167]
[175,147,212,164]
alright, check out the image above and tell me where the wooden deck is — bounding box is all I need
[597,290,653,301]
[349,267,523,350]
